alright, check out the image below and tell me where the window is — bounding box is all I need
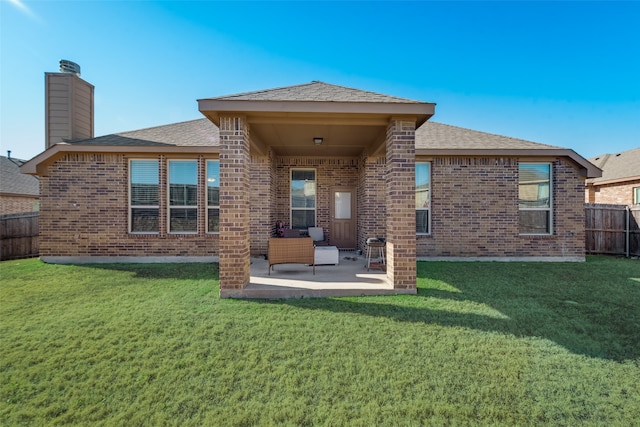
[634,187,640,205]
[207,160,220,233]
[519,163,552,234]
[129,159,159,233]
[416,162,431,234]
[168,160,198,233]
[291,169,316,229]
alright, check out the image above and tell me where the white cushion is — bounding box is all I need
[314,246,339,265]
[308,227,324,241]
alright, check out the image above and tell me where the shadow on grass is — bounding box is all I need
[262,257,640,362]
[76,263,219,280]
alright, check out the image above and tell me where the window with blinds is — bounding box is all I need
[129,159,159,233]
[519,163,552,234]
[416,162,431,234]
[207,160,220,233]
[290,169,316,229]
[168,160,198,233]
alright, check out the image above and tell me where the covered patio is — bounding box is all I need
[198,82,435,298]
[235,251,413,299]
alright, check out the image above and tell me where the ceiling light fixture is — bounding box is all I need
[313,137,323,145]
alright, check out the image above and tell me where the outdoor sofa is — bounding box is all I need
[267,237,315,275]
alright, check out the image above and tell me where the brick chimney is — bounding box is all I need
[45,60,94,149]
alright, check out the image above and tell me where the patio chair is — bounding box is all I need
[308,227,329,246]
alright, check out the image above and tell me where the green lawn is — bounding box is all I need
[1,256,639,426]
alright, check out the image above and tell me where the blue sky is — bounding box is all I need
[1,0,638,161]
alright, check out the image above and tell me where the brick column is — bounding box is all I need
[385,118,417,291]
[219,116,251,296]
[249,154,273,257]
[358,154,386,251]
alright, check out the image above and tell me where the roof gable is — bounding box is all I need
[206,81,423,104]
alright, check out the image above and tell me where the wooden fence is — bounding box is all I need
[0,212,39,261]
[585,204,640,257]
[1,206,637,261]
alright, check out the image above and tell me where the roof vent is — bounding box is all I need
[59,59,81,76]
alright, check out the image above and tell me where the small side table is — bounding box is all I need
[366,238,386,271]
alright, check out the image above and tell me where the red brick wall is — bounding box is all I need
[586,179,640,205]
[417,156,586,258]
[385,119,417,289]
[0,195,39,215]
[218,116,251,290]
[38,151,587,261]
[273,156,359,244]
[38,153,218,258]
[249,153,274,256]
[357,154,386,251]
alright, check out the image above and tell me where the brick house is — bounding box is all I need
[21,67,601,297]
[1,154,39,214]
[585,147,640,205]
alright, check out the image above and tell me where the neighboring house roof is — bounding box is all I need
[208,81,423,104]
[0,155,39,196]
[586,147,640,185]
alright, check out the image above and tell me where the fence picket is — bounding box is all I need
[585,204,640,257]
[0,212,39,261]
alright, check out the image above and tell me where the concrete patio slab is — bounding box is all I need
[220,251,416,299]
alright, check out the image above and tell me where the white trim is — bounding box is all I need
[290,168,317,229]
[416,161,431,236]
[167,159,198,234]
[519,162,553,235]
[129,158,159,234]
[206,159,220,234]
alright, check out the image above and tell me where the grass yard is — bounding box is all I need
[1,256,639,426]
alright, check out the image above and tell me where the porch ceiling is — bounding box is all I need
[248,115,388,157]
[198,99,435,157]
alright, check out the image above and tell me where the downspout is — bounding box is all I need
[626,205,630,258]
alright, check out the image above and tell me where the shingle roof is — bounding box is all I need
[0,155,39,196]
[67,118,561,151]
[586,147,640,184]
[69,119,219,147]
[206,81,424,104]
[416,122,561,150]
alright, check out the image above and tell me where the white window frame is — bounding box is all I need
[416,161,431,235]
[206,160,220,234]
[290,168,316,230]
[519,162,553,235]
[167,159,198,234]
[633,187,640,205]
[128,159,159,234]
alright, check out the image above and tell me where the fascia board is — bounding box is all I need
[20,143,219,175]
[416,148,602,178]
